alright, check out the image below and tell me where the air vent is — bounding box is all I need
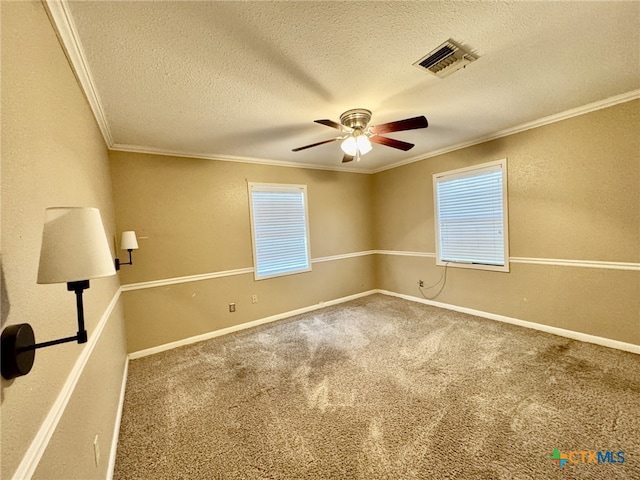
[414,39,477,79]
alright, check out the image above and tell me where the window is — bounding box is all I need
[248,183,311,280]
[433,159,509,272]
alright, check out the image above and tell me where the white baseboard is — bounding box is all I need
[129,288,639,360]
[127,290,378,359]
[379,289,640,354]
[111,287,637,480]
[10,290,123,480]
[15,280,636,479]
[106,357,128,480]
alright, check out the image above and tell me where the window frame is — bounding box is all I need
[248,182,312,281]
[433,158,510,272]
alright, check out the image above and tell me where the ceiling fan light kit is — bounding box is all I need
[356,135,372,154]
[340,136,358,156]
[338,108,373,159]
[340,132,372,157]
[293,108,428,163]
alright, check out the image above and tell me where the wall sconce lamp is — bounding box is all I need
[114,231,138,270]
[1,207,116,380]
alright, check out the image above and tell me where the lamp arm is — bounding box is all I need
[0,280,91,379]
[27,334,82,350]
[69,280,89,343]
[16,280,88,351]
[114,249,134,270]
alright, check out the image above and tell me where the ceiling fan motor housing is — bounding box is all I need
[340,109,372,130]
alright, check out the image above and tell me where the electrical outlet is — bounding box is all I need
[93,435,100,468]
[418,280,424,287]
[229,303,236,312]
[252,294,258,304]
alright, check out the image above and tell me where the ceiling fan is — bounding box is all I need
[292,109,428,163]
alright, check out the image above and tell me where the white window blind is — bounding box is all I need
[248,183,311,280]
[433,159,509,272]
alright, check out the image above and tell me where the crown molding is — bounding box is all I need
[371,89,640,174]
[44,0,113,146]
[109,144,364,174]
[45,0,638,176]
[108,90,640,175]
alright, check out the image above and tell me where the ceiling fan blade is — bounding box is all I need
[342,154,354,163]
[370,116,428,135]
[314,119,346,130]
[370,135,415,151]
[292,138,338,152]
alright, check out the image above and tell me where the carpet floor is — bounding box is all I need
[114,294,640,479]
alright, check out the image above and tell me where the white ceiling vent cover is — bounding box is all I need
[414,39,477,78]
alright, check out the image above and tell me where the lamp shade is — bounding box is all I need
[120,231,138,250]
[356,135,372,155]
[341,134,372,157]
[37,207,116,284]
[340,136,358,156]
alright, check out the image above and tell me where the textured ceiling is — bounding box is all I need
[54,1,640,172]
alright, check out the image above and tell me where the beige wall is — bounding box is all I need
[1,2,637,479]
[109,152,376,352]
[112,101,639,353]
[373,100,640,344]
[1,2,127,479]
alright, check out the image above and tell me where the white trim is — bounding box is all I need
[433,158,510,272]
[510,257,640,271]
[120,267,255,291]
[128,290,377,359]
[44,3,637,179]
[377,250,640,271]
[376,250,436,258]
[120,252,376,291]
[248,183,312,281]
[119,251,640,293]
[372,89,640,173]
[106,357,128,480]
[111,90,639,175]
[11,289,122,480]
[110,143,364,174]
[378,290,640,354]
[312,250,376,263]
[128,287,639,360]
[16,280,632,479]
[43,0,113,146]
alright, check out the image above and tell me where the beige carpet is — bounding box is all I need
[114,294,639,479]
